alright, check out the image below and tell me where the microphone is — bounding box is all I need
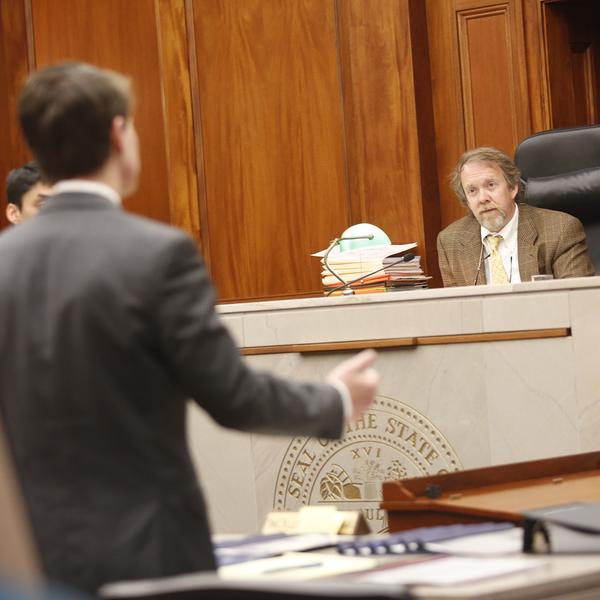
[326,252,416,296]
[473,244,490,286]
[322,234,375,288]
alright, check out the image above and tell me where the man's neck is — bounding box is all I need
[77,162,124,195]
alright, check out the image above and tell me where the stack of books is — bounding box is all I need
[313,243,429,296]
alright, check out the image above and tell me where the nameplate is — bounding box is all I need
[262,506,370,535]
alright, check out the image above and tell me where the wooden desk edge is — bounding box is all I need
[240,328,570,355]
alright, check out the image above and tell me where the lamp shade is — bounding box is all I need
[338,223,391,252]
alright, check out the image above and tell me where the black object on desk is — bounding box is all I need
[523,502,600,553]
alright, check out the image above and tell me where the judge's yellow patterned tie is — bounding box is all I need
[486,234,509,284]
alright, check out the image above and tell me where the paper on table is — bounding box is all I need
[311,243,416,260]
[358,556,546,586]
[215,533,338,566]
[219,551,376,581]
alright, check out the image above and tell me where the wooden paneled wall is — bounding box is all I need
[0,0,439,299]
[191,0,349,298]
[529,0,600,128]
[0,1,31,230]
[191,0,441,298]
[427,0,532,229]
[30,0,200,235]
[1,0,597,298]
[337,0,440,285]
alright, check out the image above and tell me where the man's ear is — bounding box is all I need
[109,115,127,153]
[510,183,519,202]
[6,203,22,225]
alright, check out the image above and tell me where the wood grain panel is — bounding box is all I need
[427,0,532,232]
[544,1,599,128]
[31,0,170,224]
[524,0,600,132]
[192,0,349,301]
[457,3,530,152]
[522,0,552,132]
[425,0,469,230]
[156,0,202,243]
[241,337,418,356]
[407,0,442,287]
[545,3,578,128]
[0,0,32,231]
[336,0,441,284]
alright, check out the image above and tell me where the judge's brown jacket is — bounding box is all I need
[437,204,596,287]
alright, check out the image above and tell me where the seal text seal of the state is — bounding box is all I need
[273,396,461,533]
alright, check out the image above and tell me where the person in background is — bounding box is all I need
[5,161,51,224]
[0,62,379,594]
[437,146,596,286]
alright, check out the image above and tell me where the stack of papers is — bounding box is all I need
[312,243,429,296]
[215,533,338,566]
[383,254,430,292]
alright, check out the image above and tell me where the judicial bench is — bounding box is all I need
[187,276,600,536]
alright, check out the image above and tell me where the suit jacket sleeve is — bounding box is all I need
[153,233,344,439]
[551,214,597,278]
[437,232,457,287]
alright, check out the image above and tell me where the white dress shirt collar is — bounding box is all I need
[52,180,122,206]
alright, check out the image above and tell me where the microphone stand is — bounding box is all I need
[322,234,374,296]
[325,252,416,297]
[472,244,491,285]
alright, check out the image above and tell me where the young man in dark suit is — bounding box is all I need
[0,63,379,593]
[5,161,51,224]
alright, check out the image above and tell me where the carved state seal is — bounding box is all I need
[273,396,462,533]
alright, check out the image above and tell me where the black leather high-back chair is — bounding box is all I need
[514,124,600,272]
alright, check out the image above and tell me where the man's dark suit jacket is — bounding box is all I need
[437,203,596,286]
[0,193,344,593]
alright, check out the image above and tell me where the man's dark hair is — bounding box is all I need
[18,62,133,181]
[6,161,45,209]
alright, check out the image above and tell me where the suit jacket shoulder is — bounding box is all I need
[437,213,482,287]
[438,212,479,240]
[518,204,596,279]
[520,203,579,226]
[519,204,596,281]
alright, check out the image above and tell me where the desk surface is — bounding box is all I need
[217,275,600,314]
[412,554,600,599]
[212,531,600,600]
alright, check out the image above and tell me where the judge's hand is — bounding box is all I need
[326,349,379,421]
